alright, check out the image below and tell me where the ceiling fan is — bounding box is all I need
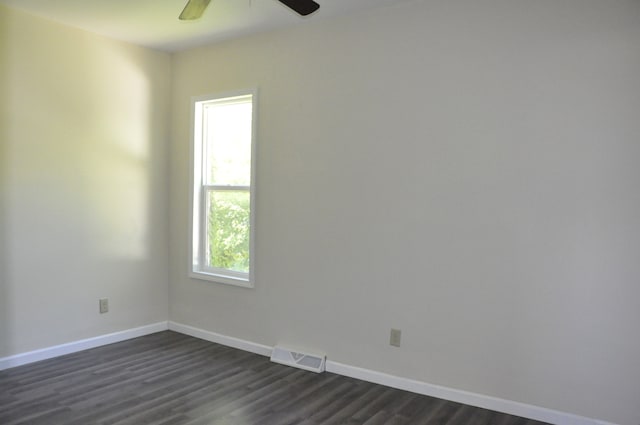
[179,0,320,20]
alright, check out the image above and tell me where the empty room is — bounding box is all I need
[1,0,639,424]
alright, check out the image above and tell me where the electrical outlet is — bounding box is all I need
[390,328,401,347]
[99,298,109,314]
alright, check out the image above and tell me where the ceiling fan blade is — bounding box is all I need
[277,0,320,16]
[179,0,212,20]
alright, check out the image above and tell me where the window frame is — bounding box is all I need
[189,89,257,288]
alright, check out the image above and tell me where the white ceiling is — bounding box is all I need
[0,0,414,52]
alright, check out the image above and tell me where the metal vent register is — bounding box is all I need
[270,346,326,373]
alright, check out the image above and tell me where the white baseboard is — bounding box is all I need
[325,360,616,425]
[168,321,272,357]
[0,321,169,371]
[168,321,616,425]
[0,321,618,425]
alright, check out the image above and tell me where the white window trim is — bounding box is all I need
[189,89,257,288]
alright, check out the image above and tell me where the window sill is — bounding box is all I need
[189,270,254,288]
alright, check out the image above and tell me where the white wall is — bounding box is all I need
[0,5,171,356]
[169,1,640,424]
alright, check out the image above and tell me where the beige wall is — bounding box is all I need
[0,5,171,356]
[170,1,640,424]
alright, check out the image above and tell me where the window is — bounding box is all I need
[190,90,256,287]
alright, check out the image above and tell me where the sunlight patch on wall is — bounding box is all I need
[84,42,153,260]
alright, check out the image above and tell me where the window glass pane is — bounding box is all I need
[204,100,252,186]
[206,190,250,273]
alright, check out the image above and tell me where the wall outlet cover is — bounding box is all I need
[390,328,401,347]
[99,298,109,314]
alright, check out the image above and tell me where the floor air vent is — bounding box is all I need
[270,346,326,373]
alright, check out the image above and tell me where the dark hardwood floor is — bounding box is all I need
[0,331,549,425]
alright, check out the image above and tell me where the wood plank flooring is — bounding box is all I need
[0,331,550,425]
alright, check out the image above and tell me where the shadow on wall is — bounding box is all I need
[0,7,12,359]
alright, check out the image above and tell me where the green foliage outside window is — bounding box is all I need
[208,191,250,273]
